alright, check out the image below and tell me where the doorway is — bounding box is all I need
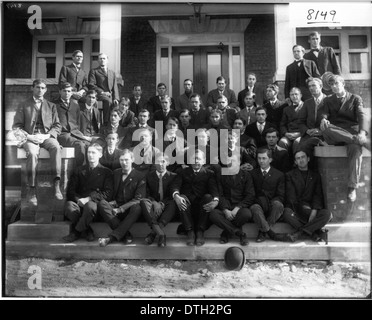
[172,46,229,105]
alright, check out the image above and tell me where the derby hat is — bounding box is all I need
[321,72,334,91]
[224,246,246,271]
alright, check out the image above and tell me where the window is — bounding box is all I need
[33,36,99,79]
[296,27,371,79]
[36,40,56,78]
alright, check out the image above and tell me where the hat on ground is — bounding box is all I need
[224,246,245,271]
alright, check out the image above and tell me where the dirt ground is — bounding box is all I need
[4,258,371,299]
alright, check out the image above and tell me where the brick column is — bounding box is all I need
[315,146,371,222]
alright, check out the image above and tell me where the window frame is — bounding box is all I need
[296,27,371,80]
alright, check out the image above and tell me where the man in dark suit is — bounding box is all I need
[304,31,341,76]
[189,93,210,129]
[147,83,175,114]
[98,149,146,246]
[237,91,257,126]
[284,45,321,101]
[245,106,276,148]
[175,79,193,111]
[62,143,114,242]
[320,75,369,202]
[129,84,147,117]
[152,95,179,132]
[55,82,88,167]
[88,53,120,126]
[140,153,178,247]
[232,117,257,159]
[210,154,254,246]
[79,89,105,147]
[58,50,88,102]
[118,97,136,128]
[279,87,304,153]
[122,109,155,149]
[206,76,238,111]
[217,95,237,128]
[297,78,327,162]
[99,132,122,171]
[282,150,332,242]
[12,79,63,206]
[263,83,287,130]
[172,149,220,246]
[238,72,265,109]
[249,147,285,242]
[264,127,290,173]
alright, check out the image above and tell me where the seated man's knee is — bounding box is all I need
[201,194,213,203]
[271,200,284,210]
[282,207,295,220]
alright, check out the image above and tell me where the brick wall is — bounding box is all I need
[315,147,371,222]
[120,17,157,101]
[3,12,32,78]
[244,15,276,90]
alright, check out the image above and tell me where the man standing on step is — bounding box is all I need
[63,143,113,242]
[98,149,146,246]
[249,147,285,243]
[171,149,220,246]
[320,74,369,202]
[282,150,332,242]
[140,153,178,247]
[88,53,120,126]
[209,154,254,246]
[13,79,63,206]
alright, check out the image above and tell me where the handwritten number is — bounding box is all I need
[315,11,319,20]
[307,9,314,20]
[320,11,328,20]
[330,10,336,21]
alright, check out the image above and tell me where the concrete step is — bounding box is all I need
[5,239,370,262]
[7,221,371,243]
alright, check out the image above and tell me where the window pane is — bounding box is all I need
[92,39,100,53]
[320,36,339,49]
[296,36,308,49]
[36,57,56,78]
[207,54,221,94]
[38,40,56,54]
[349,35,367,49]
[349,53,362,73]
[232,54,241,94]
[65,40,83,54]
[160,56,169,90]
[179,54,193,94]
[161,48,169,58]
[91,56,99,69]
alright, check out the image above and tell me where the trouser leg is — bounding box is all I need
[98,200,121,229]
[64,201,81,225]
[209,209,237,235]
[158,200,177,226]
[250,204,270,232]
[111,204,142,241]
[23,142,40,186]
[75,200,98,233]
[346,143,363,189]
[266,200,284,228]
[195,194,213,231]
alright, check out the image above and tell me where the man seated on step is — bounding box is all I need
[209,153,254,246]
[249,147,285,243]
[98,149,146,247]
[171,149,220,246]
[63,143,114,242]
[12,78,63,206]
[140,153,178,247]
[320,74,369,202]
[282,149,332,243]
[99,131,122,171]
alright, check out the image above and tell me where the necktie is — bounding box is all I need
[262,170,267,177]
[259,124,264,133]
[122,173,128,182]
[158,174,164,201]
[140,149,144,157]
[312,48,320,52]
[296,60,302,67]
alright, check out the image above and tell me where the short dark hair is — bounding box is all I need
[216,76,226,83]
[157,83,167,89]
[264,127,279,138]
[184,79,193,85]
[294,149,310,158]
[60,82,72,90]
[32,79,47,87]
[86,89,97,96]
[167,116,179,126]
[257,147,272,159]
[72,50,83,57]
[255,106,267,114]
[88,143,103,154]
[179,109,190,116]
[234,117,247,126]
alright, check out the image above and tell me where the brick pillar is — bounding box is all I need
[315,146,371,222]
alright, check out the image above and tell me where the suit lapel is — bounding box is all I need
[294,169,305,190]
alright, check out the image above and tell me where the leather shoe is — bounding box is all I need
[99,236,115,247]
[123,231,133,244]
[158,235,166,247]
[311,229,328,244]
[219,230,229,244]
[239,232,249,246]
[256,231,266,243]
[86,229,95,242]
[286,230,303,243]
[195,230,205,246]
[186,230,195,246]
[63,231,80,243]
[347,188,356,202]
[145,232,156,245]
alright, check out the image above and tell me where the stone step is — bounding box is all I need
[7,221,371,243]
[5,239,370,262]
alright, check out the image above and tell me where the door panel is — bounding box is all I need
[172,46,229,106]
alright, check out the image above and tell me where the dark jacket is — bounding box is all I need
[58,63,88,92]
[145,170,178,203]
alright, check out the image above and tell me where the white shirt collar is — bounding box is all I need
[261,167,270,174]
[156,171,167,178]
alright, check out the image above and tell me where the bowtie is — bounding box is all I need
[311,49,320,52]
[34,99,43,104]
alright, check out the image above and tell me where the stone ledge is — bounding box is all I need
[17,147,75,159]
[314,146,371,158]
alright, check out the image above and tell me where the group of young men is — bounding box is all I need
[11,31,369,247]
